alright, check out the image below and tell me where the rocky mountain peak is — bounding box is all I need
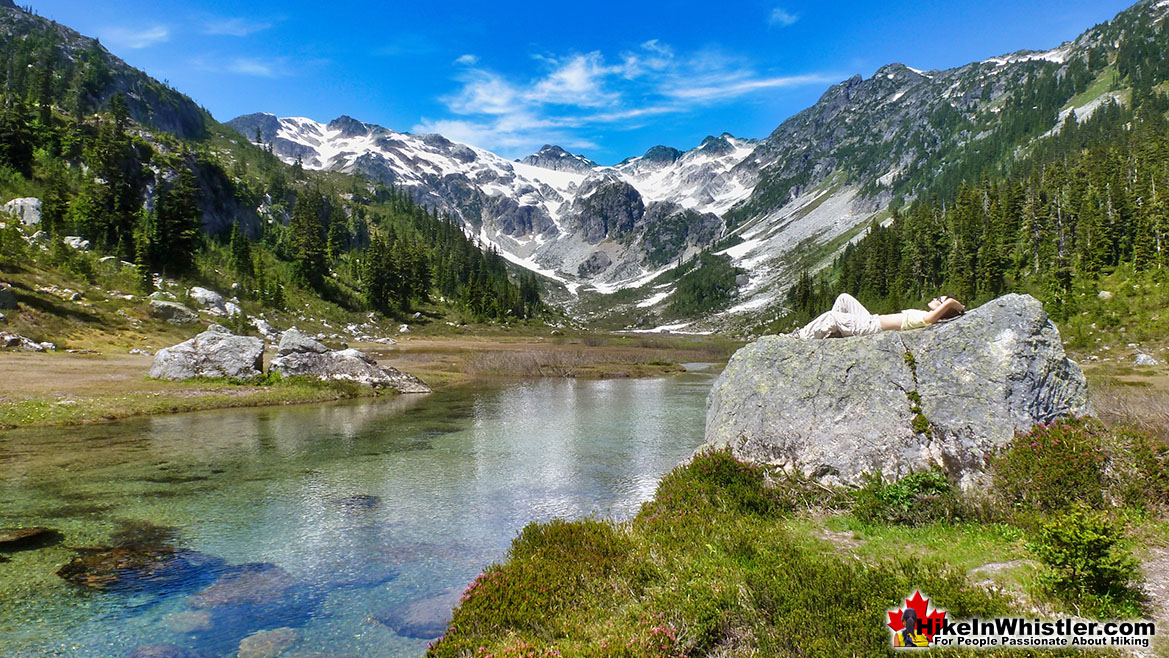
[327,115,373,138]
[519,144,597,173]
[0,1,17,10]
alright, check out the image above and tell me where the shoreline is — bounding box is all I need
[0,334,734,431]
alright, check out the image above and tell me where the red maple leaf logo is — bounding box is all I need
[887,590,947,641]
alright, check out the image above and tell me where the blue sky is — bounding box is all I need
[34,0,1133,164]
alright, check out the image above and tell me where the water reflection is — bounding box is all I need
[0,373,713,657]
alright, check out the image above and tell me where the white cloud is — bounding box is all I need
[202,17,272,37]
[101,25,169,49]
[226,57,287,77]
[769,8,799,27]
[454,54,479,66]
[429,40,832,156]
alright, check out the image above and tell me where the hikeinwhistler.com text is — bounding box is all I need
[918,617,1157,649]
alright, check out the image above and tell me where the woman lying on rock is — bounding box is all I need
[794,293,965,339]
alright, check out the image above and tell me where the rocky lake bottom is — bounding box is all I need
[0,371,714,657]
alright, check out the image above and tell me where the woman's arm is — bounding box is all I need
[924,298,965,324]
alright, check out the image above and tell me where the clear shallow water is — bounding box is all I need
[0,372,713,657]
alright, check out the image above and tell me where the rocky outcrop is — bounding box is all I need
[0,331,51,351]
[703,294,1089,489]
[188,287,226,314]
[519,144,597,173]
[2,197,40,225]
[149,325,263,380]
[269,328,430,393]
[149,299,199,324]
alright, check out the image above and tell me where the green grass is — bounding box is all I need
[0,375,373,430]
[1062,68,1120,112]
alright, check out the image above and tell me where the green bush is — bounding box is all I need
[853,470,959,525]
[993,417,1109,511]
[647,448,775,518]
[1030,504,1140,609]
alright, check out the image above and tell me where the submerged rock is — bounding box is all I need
[237,627,297,658]
[56,546,224,592]
[188,562,296,609]
[150,324,264,380]
[270,328,430,393]
[125,645,201,658]
[371,587,460,639]
[703,294,1089,489]
[0,526,62,551]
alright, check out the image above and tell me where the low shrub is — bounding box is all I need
[1029,504,1141,614]
[853,470,960,525]
[993,417,1109,511]
[646,448,775,519]
[443,518,631,642]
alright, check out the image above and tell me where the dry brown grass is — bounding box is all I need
[1090,381,1169,440]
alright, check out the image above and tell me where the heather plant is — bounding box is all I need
[993,417,1109,511]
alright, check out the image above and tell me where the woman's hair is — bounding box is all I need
[902,608,920,641]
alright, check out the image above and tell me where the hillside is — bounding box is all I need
[0,2,549,357]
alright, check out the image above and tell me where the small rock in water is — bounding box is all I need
[163,609,213,633]
[237,627,297,658]
[0,527,62,551]
[370,587,461,639]
[330,494,382,512]
[1135,353,1159,366]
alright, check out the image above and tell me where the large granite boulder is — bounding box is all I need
[150,325,264,380]
[188,286,228,315]
[270,328,430,393]
[2,197,41,225]
[703,294,1089,489]
[149,299,199,324]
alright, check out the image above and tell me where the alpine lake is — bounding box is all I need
[0,367,716,657]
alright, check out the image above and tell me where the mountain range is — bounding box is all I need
[225,0,1151,329]
[1,0,1160,331]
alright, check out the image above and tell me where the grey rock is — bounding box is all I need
[148,290,176,300]
[578,251,612,276]
[224,301,243,317]
[237,627,297,658]
[63,235,90,250]
[1097,290,1114,300]
[188,562,296,609]
[2,197,41,225]
[0,331,45,351]
[371,587,461,639]
[188,286,227,314]
[1135,353,1159,367]
[150,325,264,380]
[149,300,199,325]
[270,328,430,393]
[703,294,1089,489]
[0,283,16,309]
